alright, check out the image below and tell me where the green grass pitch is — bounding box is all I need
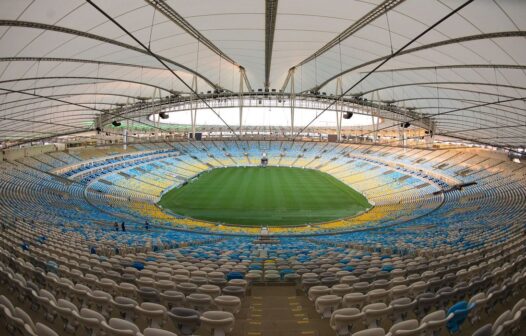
[158,166,372,226]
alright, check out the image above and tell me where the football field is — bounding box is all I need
[158,166,371,226]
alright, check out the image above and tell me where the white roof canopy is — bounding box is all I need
[0,0,524,147]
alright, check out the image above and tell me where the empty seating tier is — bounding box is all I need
[1,141,525,335]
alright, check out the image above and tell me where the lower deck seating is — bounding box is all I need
[0,141,525,335]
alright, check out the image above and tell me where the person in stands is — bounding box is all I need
[114,222,119,231]
[145,220,150,231]
[121,221,126,232]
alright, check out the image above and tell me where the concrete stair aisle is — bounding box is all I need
[232,285,334,336]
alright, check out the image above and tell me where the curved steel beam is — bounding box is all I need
[358,96,526,139]
[291,0,474,140]
[366,95,526,119]
[385,98,526,121]
[0,81,177,98]
[295,0,406,67]
[0,115,92,134]
[0,129,73,136]
[436,133,522,149]
[143,0,239,66]
[358,81,526,96]
[419,86,518,100]
[1,128,93,144]
[364,63,526,74]
[372,121,523,149]
[416,107,526,126]
[353,86,517,103]
[1,116,101,133]
[465,135,525,142]
[411,104,525,120]
[0,76,175,94]
[386,118,526,144]
[436,121,526,136]
[435,129,525,148]
[437,125,526,142]
[392,97,526,114]
[383,121,526,146]
[377,121,522,148]
[0,112,101,126]
[1,92,145,111]
[86,0,240,139]
[264,0,279,89]
[312,31,526,91]
[0,116,139,146]
[0,20,219,89]
[429,114,526,134]
[390,96,518,104]
[0,102,115,120]
[0,57,166,71]
[0,86,182,139]
[0,110,158,145]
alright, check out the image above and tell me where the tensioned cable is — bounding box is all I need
[357,93,526,139]
[94,63,99,111]
[435,66,440,132]
[314,55,318,89]
[338,39,343,74]
[139,66,144,98]
[148,2,157,50]
[291,0,475,142]
[0,113,177,148]
[356,96,526,149]
[0,87,174,135]
[85,0,241,140]
[365,126,526,153]
[0,87,186,148]
[218,55,222,87]
[33,60,40,95]
[493,65,501,103]
[384,5,394,55]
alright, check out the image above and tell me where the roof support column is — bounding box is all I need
[289,68,295,139]
[426,122,436,148]
[126,97,133,143]
[371,91,378,143]
[190,75,198,140]
[335,77,343,142]
[124,119,128,149]
[239,67,245,136]
[371,113,377,143]
[398,124,406,148]
[152,88,162,141]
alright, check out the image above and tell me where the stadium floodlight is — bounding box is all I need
[343,112,353,119]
